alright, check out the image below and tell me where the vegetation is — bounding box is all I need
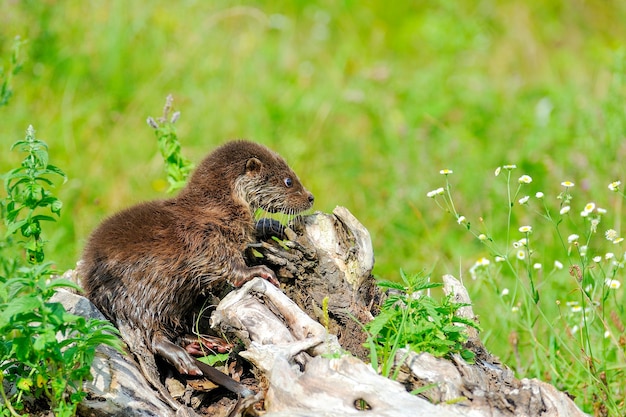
[365,271,480,379]
[0,125,121,416]
[2,1,625,414]
[430,167,626,415]
[147,95,194,193]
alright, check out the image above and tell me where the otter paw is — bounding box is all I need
[182,334,233,356]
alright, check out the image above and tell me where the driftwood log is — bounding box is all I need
[51,207,585,416]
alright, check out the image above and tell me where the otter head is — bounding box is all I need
[232,142,314,215]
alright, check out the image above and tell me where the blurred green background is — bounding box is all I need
[2,0,626,411]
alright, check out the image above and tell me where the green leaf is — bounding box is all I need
[33,148,49,168]
[197,352,229,366]
[4,218,28,236]
[0,294,41,324]
[375,279,406,291]
[365,308,397,338]
[30,214,56,223]
[45,164,67,182]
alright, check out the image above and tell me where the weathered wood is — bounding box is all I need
[49,207,586,416]
[213,277,458,417]
[253,207,381,361]
[50,289,194,417]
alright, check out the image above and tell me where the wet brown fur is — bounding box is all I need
[79,140,313,375]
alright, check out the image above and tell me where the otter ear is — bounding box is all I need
[245,157,262,174]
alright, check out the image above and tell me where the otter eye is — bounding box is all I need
[284,178,293,188]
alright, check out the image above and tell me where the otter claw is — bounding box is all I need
[231,265,278,287]
[263,273,280,286]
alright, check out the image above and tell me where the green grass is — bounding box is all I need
[2,1,626,414]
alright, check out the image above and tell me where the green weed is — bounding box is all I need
[147,95,194,194]
[365,270,480,379]
[0,127,121,417]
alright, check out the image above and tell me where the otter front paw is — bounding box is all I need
[181,334,233,356]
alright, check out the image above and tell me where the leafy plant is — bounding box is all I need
[365,270,480,379]
[0,126,121,417]
[147,94,194,193]
[2,126,65,264]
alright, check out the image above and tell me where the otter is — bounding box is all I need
[80,140,314,388]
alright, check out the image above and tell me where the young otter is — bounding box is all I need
[80,140,314,380]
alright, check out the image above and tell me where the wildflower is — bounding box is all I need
[580,210,589,218]
[511,306,519,313]
[516,250,526,260]
[440,169,453,175]
[567,234,579,243]
[519,175,533,184]
[518,196,530,205]
[605,279,621,290]
[495,256,506,262]
[560,206,571,215]
[478,234,487,241]
[608,180,621,192]
[571,305,583,313]
[457,215,466,224]
[476,257,490,266]
[501,288,510,296]
[518,225,532,233]
[571,325,579,333]
[566,301,578,307]
[593,256,602,263]
[614,237,624,244]
[426,187,445,198]
[554,260,563,270]
[583,202,596,213]
[597,207,607,214]
[469,257,490,280]
[535,192,544,199]
[513,238,527,248]
[579,245,588,257]
[605,252,615,260]
[604,330,611,338]
[605,229,619,241]
[590,218,600,233]
[533,263,542,270]
[503,164,517,170]
[494,167,501,177]
[561,181,575,188]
